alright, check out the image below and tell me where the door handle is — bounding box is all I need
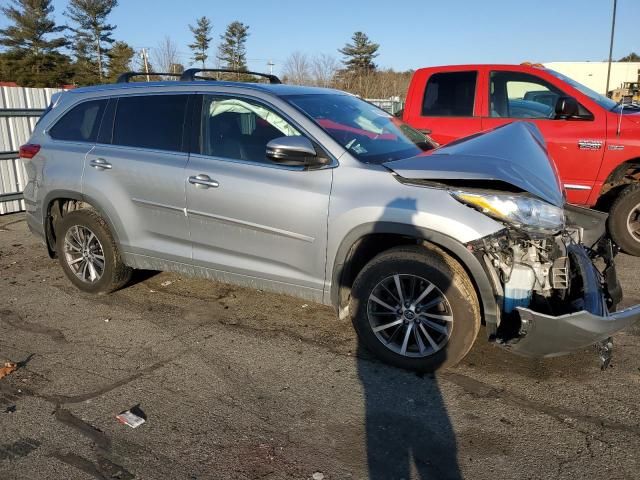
[89,158,112,170]
[188,174,219,189]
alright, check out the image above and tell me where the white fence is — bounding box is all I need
[366,97,404,115]
[0,86,63,214]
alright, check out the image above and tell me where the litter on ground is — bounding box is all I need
[0,362,17,380]
[116,405,147,428]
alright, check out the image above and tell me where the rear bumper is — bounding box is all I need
[26,211,46,245]
[506,305,640,357]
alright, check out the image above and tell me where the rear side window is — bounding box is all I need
[421,71,477,117]
[49,99,107,142]
[112,95,188,151]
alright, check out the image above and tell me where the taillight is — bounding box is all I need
[19,144,40,159]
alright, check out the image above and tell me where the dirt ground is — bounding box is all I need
[1,212,640,480]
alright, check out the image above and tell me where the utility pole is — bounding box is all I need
[141,48,150,82]
[267,60,275,75]
[605,0,617,97]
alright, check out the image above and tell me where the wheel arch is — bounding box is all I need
[596,158,640,210]
[42,190,122,258]
[330,222,499,332]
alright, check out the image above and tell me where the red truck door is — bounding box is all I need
[480,69,607,205]
[403,68,482,145]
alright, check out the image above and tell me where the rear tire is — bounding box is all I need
[350,245,480,372]
[56,209,132,294]
[608,184,640,256]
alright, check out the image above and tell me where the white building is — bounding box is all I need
[543,61,640,94]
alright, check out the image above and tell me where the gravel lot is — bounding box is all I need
[1,212,640,480]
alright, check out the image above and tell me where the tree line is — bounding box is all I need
[281,31,413,99]
[3,1,634,98]
[0,1,408,97]
[0,0,254,86]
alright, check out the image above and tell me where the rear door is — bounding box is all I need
[83,93,192,262]
[481,69,607,205]
[184,94,332,300]
[404,69,482,145]
[44,98,108,197]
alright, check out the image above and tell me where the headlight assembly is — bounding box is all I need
[452,191,564,234]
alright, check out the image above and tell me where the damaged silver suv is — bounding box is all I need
[21,69,640,371]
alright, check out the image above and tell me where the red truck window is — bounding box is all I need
[489,71,562,119]
[421,71,477,117]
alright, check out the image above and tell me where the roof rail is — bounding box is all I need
[115,72,183,83]
[179,68,281,84]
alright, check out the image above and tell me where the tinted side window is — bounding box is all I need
[199,96,301,163]
[49,100,107,142]
[96,97,117,144]
[113,95,188,151]
[421,71,477,117]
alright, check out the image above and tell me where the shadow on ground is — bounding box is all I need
[357,347,461,479]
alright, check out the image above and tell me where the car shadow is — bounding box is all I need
[127,269,161,288]
[351,198,462,479]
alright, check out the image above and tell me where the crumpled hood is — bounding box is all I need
[383,122,565,207]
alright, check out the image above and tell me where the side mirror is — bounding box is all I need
[554,96,580,119]
[266,136,326,167]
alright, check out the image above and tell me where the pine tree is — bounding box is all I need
[217,21,249,78]
[339,31,379,73]
[106,40,134,82]
[66,0,118,84]
[188,16,212,69]
[0,0,71,87]
[619,52,640,62]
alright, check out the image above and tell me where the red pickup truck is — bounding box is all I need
[402,64,640,255]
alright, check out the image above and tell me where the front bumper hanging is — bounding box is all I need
[502,240,640,358]
[508,305,640,358]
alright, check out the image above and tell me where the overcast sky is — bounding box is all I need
[1,0,638,75]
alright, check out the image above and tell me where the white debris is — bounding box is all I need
[116,406,146,428]
[301,304,308,308]
[160,280,172,287]
[312,472,325,480]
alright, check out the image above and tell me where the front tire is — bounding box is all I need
[608,184,640,256]
[56,209,132,294]
[350,245,480,372]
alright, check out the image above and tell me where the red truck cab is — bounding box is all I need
[403,64,640,254]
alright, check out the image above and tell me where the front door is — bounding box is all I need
[185,94,332,299]
[481,70,607,205]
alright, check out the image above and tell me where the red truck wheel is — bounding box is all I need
[608,184,640,256]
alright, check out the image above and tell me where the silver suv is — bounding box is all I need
[21,69,640,371]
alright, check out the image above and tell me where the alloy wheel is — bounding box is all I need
[63,225,106,283]
[626,202,640,243]
[367,274,453,358]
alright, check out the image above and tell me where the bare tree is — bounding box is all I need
[282,51,311,85]
[311,53,339,87]
[153,36,182,75]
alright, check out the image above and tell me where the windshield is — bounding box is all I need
[546,69,618,110]
[285,93,434,163]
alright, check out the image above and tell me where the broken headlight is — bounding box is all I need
[452,191,564,234]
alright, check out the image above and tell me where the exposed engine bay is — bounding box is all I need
[468,205,622,347]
